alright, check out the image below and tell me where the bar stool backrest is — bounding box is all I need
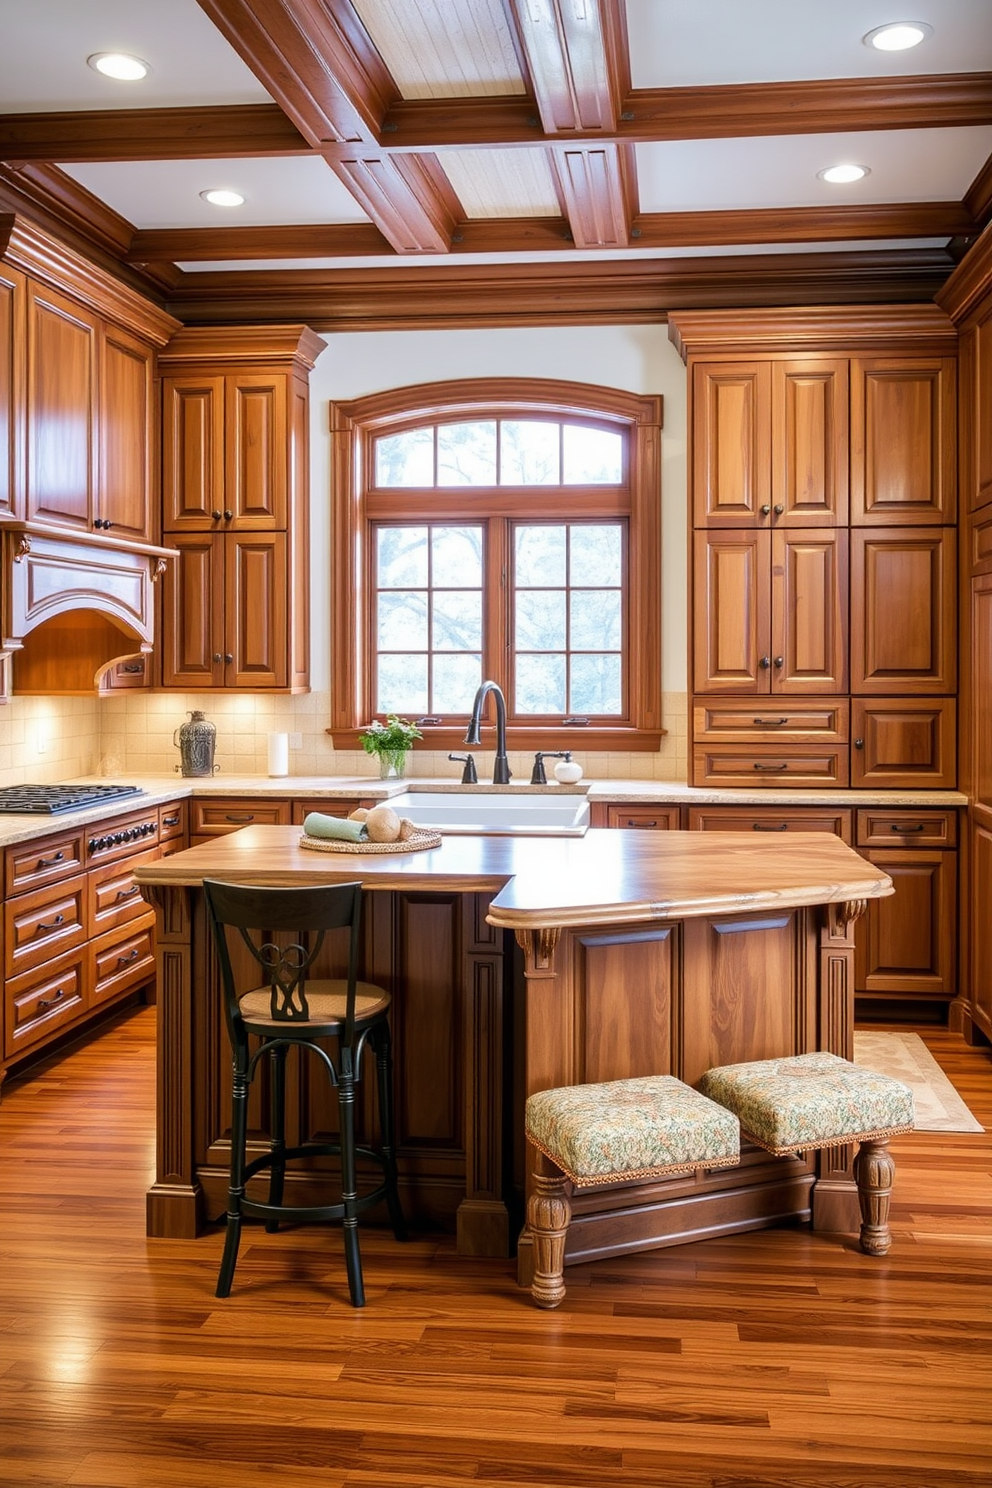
[203,879,363,1044]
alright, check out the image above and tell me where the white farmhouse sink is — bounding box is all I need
[387,790,590,836]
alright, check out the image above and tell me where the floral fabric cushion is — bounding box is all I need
[698,1052,915,1155]
[525,1075,740,1187]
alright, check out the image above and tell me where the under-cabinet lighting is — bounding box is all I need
[864,21,932,51]
[200,189,245,208]
[818,163,870,184]
[87,52,150,81]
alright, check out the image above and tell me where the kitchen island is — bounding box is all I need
[135,826,891,1274]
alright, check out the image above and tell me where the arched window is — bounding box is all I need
[330,379,663,751]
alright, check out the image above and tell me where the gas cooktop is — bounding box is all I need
[0,784,145,815]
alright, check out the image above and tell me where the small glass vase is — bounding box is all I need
[378,749,408,779]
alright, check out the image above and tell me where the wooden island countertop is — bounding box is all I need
[135,827,892,1271]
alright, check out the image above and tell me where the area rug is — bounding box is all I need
[853,1031,984,1133]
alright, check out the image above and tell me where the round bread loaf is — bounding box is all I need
[364,804,401,842]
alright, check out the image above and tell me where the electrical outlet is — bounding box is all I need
[289,732,303,749]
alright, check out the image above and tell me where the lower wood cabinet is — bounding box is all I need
[190,797,291,843]
[591,803,682,830]
[1,798,189,1084]
[692,745,849,787]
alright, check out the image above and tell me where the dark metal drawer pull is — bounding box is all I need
[37,988,66,1011]
[753,718,788,726]
[115,886,141,901]
[36,914,65,932]
[36,851,65,868]
[120,663,144,674]
[224,813,255,822]
[753,823,789,831]
[116,949,140,967]
[753,763,788,772]
[890,823,926,833]
[163,815,180,827]
[628,819,657,827]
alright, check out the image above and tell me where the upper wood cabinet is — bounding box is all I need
[1,216,178,544]
[692,359,848,527]
[162,370,289,531]
[850,528,956,694]
[158,326,324,693]
[693,527,847,694]
[850,356,956,525]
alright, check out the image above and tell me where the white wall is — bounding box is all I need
[307,323,688,693]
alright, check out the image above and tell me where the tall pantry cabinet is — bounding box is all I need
[670,306,960,1015]
[157,326,324,692]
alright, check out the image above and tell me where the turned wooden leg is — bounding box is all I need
[853,1138,894,1256]
[526,1167,571,1309]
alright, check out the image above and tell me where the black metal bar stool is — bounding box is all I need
[203,879,405,1305]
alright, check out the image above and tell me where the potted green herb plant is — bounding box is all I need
[359,714,423,778]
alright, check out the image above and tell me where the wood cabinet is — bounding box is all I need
[1,797,189,1084]
[592,803,682,830]
[687,805,853,842]
[693,528,847,695]
[672,307,958,793]
[0,262,24,520]
[190,797,292,843]
[691,359,848,526]
[158,326,323,694]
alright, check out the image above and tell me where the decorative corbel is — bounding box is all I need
[514,926,561,975]
[13,536,31,562]
[150,557,167,583]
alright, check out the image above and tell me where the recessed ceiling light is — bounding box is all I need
[200,189,245,208]
[864,21,933,51]
[818,163,870,185]
[87,52,150,81]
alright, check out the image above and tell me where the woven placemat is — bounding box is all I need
[299,828,441,855]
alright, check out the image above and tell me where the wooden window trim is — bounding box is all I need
[330,378,664,751]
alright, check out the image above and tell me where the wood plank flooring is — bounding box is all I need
[1,1008,990,1488]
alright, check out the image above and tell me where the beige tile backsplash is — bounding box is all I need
[1,691,688,786]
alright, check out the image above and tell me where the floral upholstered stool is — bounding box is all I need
[698,1052,915,1258]
[524,1076,741,1309]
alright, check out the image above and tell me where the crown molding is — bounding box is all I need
[936,218,992,323]
[668,303,957,362]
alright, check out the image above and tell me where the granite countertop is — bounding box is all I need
[0,772,969,851]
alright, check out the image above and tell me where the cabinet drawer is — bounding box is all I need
[4,874,87,978]
[291,798,371,826]
[88,848,160,937]
[856,809,957,849]
[688,806,852,843]
[5,947,86,1059]
[693,699,849,744]
[5,830,85,897]
[191,799,291,836]
[88,914,156,1008]
[159,801,188,842]
[851,698,956,789]
[84,808,160,867]
[692,746,849,788]
[603,805,681,831]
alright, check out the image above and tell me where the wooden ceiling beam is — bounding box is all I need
[381,72,992,149]
[123,201,971,264]
[550,144,634,248]
[0,105,308,163]
[504,0,626,133]
[162,247,956,330]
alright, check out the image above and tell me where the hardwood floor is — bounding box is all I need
[1,1008,990,1488]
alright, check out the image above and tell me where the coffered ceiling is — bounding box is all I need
[1,0,990,329]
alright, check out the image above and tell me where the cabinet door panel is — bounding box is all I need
[26,282,96,530]
[162,377,225,528]
[971,311,992,513]
[772,528,847,693]
[160,534,224,688]
[226,375,287,527]
[851,357,956,524]
[574,928,674,1083]
[850,528,956,694]
[851,698,956,789]
[692,363,770,525]
[773,360,848,525]
[100,326,154,542]
[971,822,992,1035]
[693,529,770,693]
[855,849,955,998]
[225,532,288,687]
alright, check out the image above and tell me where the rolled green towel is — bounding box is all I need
[303,812,368,842]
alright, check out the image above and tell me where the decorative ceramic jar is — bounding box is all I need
[174,710,217,777]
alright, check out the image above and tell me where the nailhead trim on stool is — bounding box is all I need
[698,1051,915,1258]
[524,1076,740,1308]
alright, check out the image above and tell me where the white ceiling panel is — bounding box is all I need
[441,149,561,218]
[0,0,270,111]
[352,0,525,98]
[625,0,992,87]
[60,157,371,229]
[636,127,992,213]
